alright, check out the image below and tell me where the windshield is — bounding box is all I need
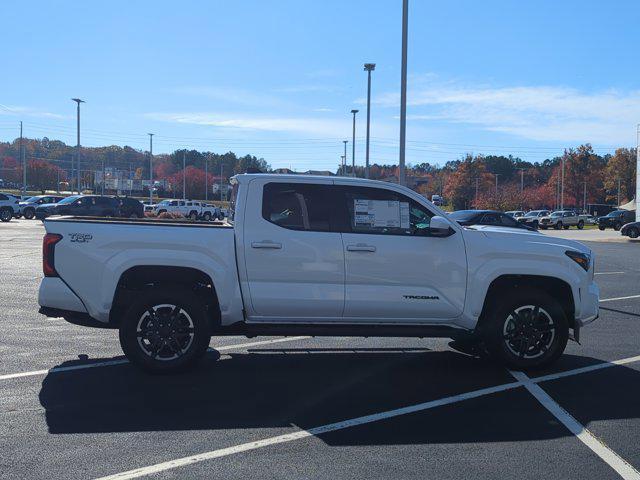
[449,210,480,222]
[606,211,621,217]
[57,195,81,205]
[525,211,541,217]
[550,212,563,217]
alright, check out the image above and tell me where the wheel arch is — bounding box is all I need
[110,265,221,330]
[476,274,575,332]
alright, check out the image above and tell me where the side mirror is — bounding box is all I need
[429,215,454,237]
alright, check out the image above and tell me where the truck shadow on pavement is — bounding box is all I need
[38,348,640,445]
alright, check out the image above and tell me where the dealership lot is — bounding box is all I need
[1,219,640,480]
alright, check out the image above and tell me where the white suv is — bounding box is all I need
[0,192,20,222]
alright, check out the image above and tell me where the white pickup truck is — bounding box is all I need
[38,174,599,372]
[153,199,220,221]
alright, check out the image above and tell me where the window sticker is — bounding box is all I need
[354,199,410,229]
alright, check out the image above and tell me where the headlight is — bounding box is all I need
[565,250,590,272]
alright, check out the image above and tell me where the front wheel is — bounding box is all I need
[119,288,211,373]
[531,221,539,230]
[0,208,12,222]
[627,227,639,239]
[202,212,212,221]
[598,225,605,231]
[24,208,35,219]
[188,211,198,220]
[577,220,584,230]
[483,289,568,370]
[614,222,622,231]
[554,221,562,230]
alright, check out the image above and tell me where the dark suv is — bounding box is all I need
[597,210,635,231]
[117,197,144,218]
[18,195,64,219]
[35,195,119,219]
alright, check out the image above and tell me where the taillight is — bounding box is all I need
[43,233,63,277]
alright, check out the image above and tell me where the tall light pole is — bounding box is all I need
[517,168,525,192]
[19,121,25,195]
[494,174,500,195]
[182,151,186,200]
[342,140,348,176]
[475,177,479,205]
[636,124,640,222]
[340,155,346,176]
[350,110,358,177]
[71,98,84,194]
[617,177,621,206]
[204,154,208,201]
[364,63,375,179]
[147,133,154,204]
[398,0,408,186]
[560,156,565,210]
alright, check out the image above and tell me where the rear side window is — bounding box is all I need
[339,186,433,236]
[262,182,331,232]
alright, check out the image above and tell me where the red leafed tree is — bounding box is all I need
[168,166,214,199]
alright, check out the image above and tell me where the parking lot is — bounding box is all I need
[1,219,639,480]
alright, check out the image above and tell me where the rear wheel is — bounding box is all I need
[483,289,568,370]
[188,211,198,220]
[23,208,35,220]
[0,207,12,222]
[119,288,211,373]
[627,227,639,239]
[554,221,562,230]
[598,225,605,231]
[203,212,212,221]
[614,222,622,231]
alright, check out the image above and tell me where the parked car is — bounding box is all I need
[431,194,443,206]
[597,210,635,231]
[538,211,588,230]
[505,210,525,218]
[35,195,119,219]
[117,197,144,218]
[0,192,20,222]
[621,221,640,239]
[153,199,214,220]
[449,210,533,230]
[38,174,599,373]
[18,195,64,219]
[516,210,551,230]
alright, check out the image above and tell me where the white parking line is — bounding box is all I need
[93,354,640,480]
[595,272,625,276]
[510,370,640,480]
[600,295,640,303]
[0,336,311,381]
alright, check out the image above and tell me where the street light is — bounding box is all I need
[71,98,84,193]
[148,133,154,204]
[364,63,376,179]
[350,110,359,177]
[398,0,409,186]
[342,140,348,176]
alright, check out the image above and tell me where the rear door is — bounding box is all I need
[241,179,345,321]
[336,185,467,322]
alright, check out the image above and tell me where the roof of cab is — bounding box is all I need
[230,173,403,189]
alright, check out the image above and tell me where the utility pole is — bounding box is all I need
[340,155,346,176]
[101,158,105,195]
[148,133,154,204]
[342,140,348,176]
[20,121,25,195]
[398,0,408,186]
[583,180,587,213]
[636,124,640,222]
[220,163,223,202]
[560,156,565,210]
[494,173,500,195]
[129,163,133,196]
[205,154,208,201]
[351,110,358,177]
[617,177,621,206]
[364,63,375,179]
[182,151,186,200]
[518,168,525,192]
[475,177,479,205]
[556,171,560,210]
[71,98,84,194]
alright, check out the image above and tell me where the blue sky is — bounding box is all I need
[1,0,639,171]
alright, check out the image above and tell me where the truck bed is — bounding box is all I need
[44,216,232,228]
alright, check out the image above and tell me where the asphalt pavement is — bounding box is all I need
[1,220,639,480]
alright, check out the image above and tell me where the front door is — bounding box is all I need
[242,179,345,322]
[336,185,467,322]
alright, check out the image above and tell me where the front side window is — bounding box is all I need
[262,182,331,231]
[498,214,518,227]
[341,186,433,236]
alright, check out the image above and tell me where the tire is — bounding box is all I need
[482,289,568,370]
[577,220,584,230]
[598,225,605,231]
[203,212,212,221]
[627,227,639,239]
[24,208,35,220]
[532,221,539,230]
[554,221,562,230]
[614,222,622,231]
[189,211,199,220]
[118,287,211,373]
[0,207,12,222]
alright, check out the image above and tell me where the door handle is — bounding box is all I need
[347,244,376,252]
[251,241,282,249]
